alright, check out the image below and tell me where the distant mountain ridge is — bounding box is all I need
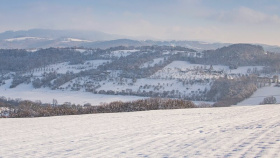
[0,29,125,41]
[0,29,279,53]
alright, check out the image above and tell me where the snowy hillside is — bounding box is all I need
[4,37,46,42]
[0,45,279,107]
[29,60,110,75]
[0,79,145,105]
[0,59,263,105]
[1,105,280,157]
[238,85,280,105]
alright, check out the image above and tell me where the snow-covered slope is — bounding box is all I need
[238,85,280,105]
[0,80,145,105]
[1,105,280,157]
[0,59,268,105]
[30,60,110,75]
[61,38,92,42]
[4,37,46,41]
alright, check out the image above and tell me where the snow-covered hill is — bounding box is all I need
[0,45,279,107]
[0,78,146,105]
[238,85,280,105]
[1,105,280,157]
[0,59,263,105]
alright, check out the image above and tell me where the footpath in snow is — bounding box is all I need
[1,105,280,157]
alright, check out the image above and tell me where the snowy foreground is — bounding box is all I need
[1,105,280,157]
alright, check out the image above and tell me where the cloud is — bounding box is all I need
[97,19,166,39]
[100,19,225,42]
[216,6,280,25]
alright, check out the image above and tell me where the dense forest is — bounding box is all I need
[193,44,280,71]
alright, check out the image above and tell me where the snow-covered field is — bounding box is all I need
[4,37,46,42]
[152,61,264,79]
[0,81,145,105]
[30,60,110,75]
[1,105,280,157]
[96,78,209,95]
[62,38,91,42]
[238,85,280,106]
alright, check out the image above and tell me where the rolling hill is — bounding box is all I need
[1,105,280,157]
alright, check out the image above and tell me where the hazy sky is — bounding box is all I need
[1,0,280,45]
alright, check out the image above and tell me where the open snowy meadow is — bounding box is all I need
[1,105,280,157]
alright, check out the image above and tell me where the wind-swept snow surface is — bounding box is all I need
[1,105,280,157]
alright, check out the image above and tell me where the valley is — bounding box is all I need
[0,44,279,106]
[2,1,280,157]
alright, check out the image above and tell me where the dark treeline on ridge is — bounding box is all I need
[0,97,196,118]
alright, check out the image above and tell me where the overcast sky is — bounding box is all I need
[1,0,280,45]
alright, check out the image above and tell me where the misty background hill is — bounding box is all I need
[0,29,279,53]
[0,29,126,41]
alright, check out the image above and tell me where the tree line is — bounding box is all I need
[0,98,196,118]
